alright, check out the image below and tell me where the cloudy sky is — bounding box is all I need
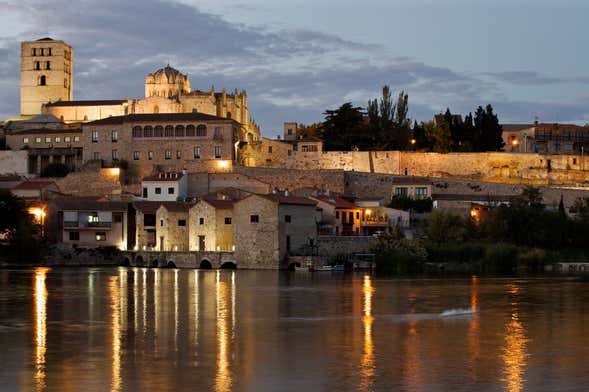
[1,0,588,135]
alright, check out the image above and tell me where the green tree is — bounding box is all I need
[0,191,40,259]
[424,121,452,153]
[424,210,471,244]
[473,104,504,151]
[321,103,367,150]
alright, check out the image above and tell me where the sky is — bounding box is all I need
[1,0,588,135]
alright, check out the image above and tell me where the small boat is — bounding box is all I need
[313,265,334,272]
[294,265,310,272]
[332,264,345,272]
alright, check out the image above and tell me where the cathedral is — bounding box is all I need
[17,37,260,140]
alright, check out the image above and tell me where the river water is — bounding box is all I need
[1,268,589,391]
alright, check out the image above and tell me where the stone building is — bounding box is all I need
[502,123,589,154]
[233,194,317,269]
[141,171,188,201]
[20,38,73,115]
[83,112,240,179]
[188,198,235,252]
[154,202,193,251]
[310,194,362,236]
[133,201,160,250]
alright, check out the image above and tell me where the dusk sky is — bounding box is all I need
[1,0,588,135]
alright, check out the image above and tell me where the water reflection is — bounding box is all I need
[109,275,122,392]
[468,276,480,364]
[215,271,235,392]
[34,267,49,392]
[360,275,374,391]
[502,282,528,392]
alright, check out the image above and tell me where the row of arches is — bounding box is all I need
[132,124,207,138]
[125,256,236,269]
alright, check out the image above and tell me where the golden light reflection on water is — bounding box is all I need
[174,269,179,352]
[34,267,49,392]
[193,270,199,347]
[360,275,374,391]
[109,276,122,392]
[502,282,528,392]
[468,275,480,363]
[215,271,234,392]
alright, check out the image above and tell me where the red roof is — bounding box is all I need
[312,195,358,209]
[12,181,57,191]
[133,201,162,213]
[143,172,184,182]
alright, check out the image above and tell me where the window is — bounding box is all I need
[349,212,353,222]
[301,145,318,152]
[47,48,52,56]
[45,61,51,70]
[178,219,186,227]
[336,211,340,219]
[40,48,44,56]
[111,130,118,142]
[142,187,148,198]
[133,151,140,160]
[186,125,195,136]
[55,137,61,143]
[250,215,259,223]
[268,146,273,153]
[165,125,174,137]
[32,48,36,56]
[95,232,106,241]
[114,214,122,223]
[356,212,360,219]
[225,217,232,225]
[415,187,428,197]
[38,75,46,85]
[168,187,174,194]
[23,137,29,144]
[160,219,164,227]
[214,127,222,138]
[165,150,172,160]
[395,187,408,197]
[215,146,222,158]
[112,149,118,161]
[93,152,100,160]
[194,146,200,159]
[155,187,161,194]
[285,215,291,223]
[176,150,181,159]
[132,126,142,138]
[148,151,153,160]
[288,150,292,156]
[175,125,185,137]
[35,137,41,143]
[287,128,293,135]
[144,214,156,226]
[74,136,80,142]
[35,61,41,70]
[226,112,232,119]
[143,126,153,137]
[92,130,98,143]
[64,136,71,143]
[154,126,163,137]
[196,124,207,136]
[45,137,51,143]
[69,231,80,241]
[199,218,204,225]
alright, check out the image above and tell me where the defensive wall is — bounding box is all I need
[0,150,29,175]
[240,148,589,186]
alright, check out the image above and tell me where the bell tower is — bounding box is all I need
[20,37,73,115]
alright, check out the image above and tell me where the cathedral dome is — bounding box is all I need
[145,65,190,98]
[149,65,186,84]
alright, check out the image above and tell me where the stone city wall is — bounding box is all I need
[0,150,29,175]
[55,167,122,196]
[235,166,346,193]
[316,236,376,259]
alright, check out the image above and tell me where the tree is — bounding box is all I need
[424,210,471,244]
[473,104,504,151]
[321,103,367,150]
[521,186,543,208]
[0,191,40,259]
[424,121,452,153]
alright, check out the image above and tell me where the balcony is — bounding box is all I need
[361,217,389,227]
[63,220,112,229]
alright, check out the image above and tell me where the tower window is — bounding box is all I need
[35,61,41,70]
[32,48,36,56]
[38,75,47,85]
[47,48,52,56]
[45,61,51,70]
[40,48,44,56]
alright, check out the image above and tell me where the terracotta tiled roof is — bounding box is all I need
[203,198,235,209]
[142,172,184,182]
[266,194,317,206]
[133,201,162,213]
[12,181,57,190]
[158,201,195,212]
[312,195,357,209]
[44,100,128,107]
[53,196,128,211]
[86,112,235,126]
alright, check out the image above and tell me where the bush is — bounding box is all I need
[40,163,70,178]
[481,243,519,274]
[370,233,427,274]
[389,195,432,213]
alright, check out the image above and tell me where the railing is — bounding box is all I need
[63,221,112,228]
[361,218,389,226]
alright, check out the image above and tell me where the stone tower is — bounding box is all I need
[20,37,73,115]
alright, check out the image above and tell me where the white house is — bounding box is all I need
[140,171,188,202]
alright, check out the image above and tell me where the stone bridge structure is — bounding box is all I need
[122,251,237,269]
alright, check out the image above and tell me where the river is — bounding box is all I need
[1,267,588,391]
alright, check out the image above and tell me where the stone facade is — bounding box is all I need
[141,172,188,201]
[83,112,238,180]
[20,38,73,115]
[155,204,192,251]
[188,200,234,252]
[0,151,29,175]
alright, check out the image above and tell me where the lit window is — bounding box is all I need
[23,137,29,144]
[64,137,71,143]
[133,151,140,160]
[194,146,200,159]
[148,151,153,160]
[111,130,118,142]
[92,130,98,143]
[96,232,107,241]
[112,149,118,161]
[415,187,428,197]
[74,136,80,142]
[45,137,51,143]
[55,137,61,143]
[165,150,171,160]
[215,146,221,158]
[176,150,181,159]
[395,187,408,197]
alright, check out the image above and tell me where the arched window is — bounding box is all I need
[164,125,174,137]
[153,105,159,114]
[186,125,195,137]
[38,75,46,86]
[143,126,153,137]
[196,125,207,137]
[154,126,163,137]
[175,125,185,137]
[132,126,142,138]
